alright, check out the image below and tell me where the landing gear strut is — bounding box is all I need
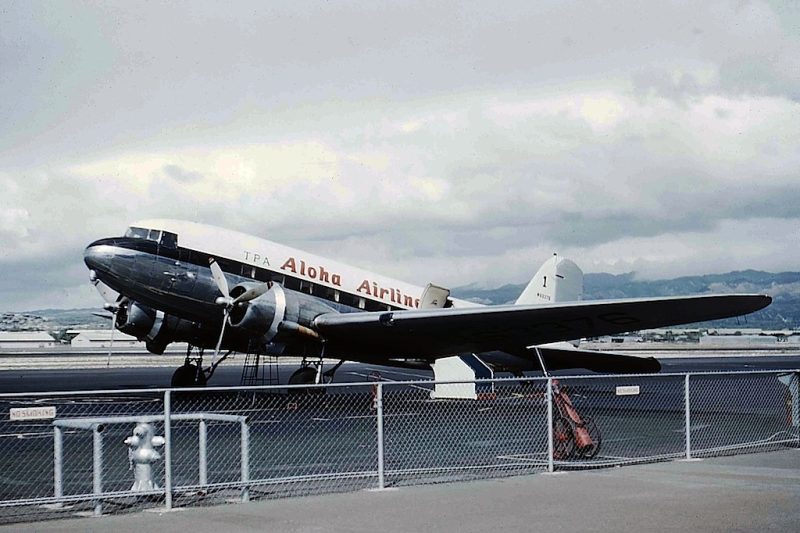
[170,344,236,388]
[287,350,344,393]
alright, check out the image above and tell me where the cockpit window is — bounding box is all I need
[125,227,149,239]
[160,231,178,248]
[147,229,161,242]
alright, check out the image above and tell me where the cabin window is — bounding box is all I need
[299,281,312,295]
[283,276,301,291]
[254,268,272,282]
[160,232,178,249]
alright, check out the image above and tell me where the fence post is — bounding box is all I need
[791,372,800,430]
[164,390,173,510]
[240,420,250,502]
[684,374,692,460]
[376,382,385,489]
[92,425,103,517]
[198,419,208,487]
[546,378,554,473]
[53,426,63,504]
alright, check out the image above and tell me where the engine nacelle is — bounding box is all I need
[116,302,157,339]
[228,283,336,341]
[115,301,202,354]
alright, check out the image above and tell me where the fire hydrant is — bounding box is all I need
[124,422,165,492]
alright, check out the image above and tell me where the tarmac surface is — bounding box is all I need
[1,352,800,393]
[3,449,798,532]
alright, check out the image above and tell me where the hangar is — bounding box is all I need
[69,330,142,348]
[0,331,57,349]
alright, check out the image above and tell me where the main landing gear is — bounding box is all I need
[287,354,345,393]
[171,345,233,388]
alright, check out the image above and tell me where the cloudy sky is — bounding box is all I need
[1,0,799,310]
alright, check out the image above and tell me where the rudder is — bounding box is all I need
[516,254,583,305]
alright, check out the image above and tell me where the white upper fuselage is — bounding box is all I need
[132,219,478,311]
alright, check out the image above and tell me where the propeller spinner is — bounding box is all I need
[208,258,271,364]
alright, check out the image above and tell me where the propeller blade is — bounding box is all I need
[211,308,229,366]
[232,283,270,305]
[209,258,230,297]
[106,309,117,367]
[92,279,119,305]
[92,312,114,320]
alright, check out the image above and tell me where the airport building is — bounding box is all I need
[69,329,143,348]
[0,331,57,349]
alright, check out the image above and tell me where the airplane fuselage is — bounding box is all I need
[84,219,476,361]
[83,219,769,378]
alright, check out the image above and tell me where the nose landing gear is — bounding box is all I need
[170,345,217,388]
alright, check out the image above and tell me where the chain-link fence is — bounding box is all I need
[1,370,798,524]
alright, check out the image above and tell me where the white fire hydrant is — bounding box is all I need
[124,422,165,492]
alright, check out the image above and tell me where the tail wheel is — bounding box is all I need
[552,416,575,460]
[575,417,602,459]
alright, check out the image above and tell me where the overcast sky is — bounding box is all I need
[1,0,799,311]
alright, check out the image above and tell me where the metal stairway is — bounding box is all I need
[240,345,280,386]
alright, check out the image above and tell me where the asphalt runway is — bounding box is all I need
[1,353,799,393]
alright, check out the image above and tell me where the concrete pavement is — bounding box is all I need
[6,449,799,532]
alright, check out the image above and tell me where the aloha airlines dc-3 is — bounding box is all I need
[84,219,771,389]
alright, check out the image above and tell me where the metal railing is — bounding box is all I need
[0,369,798,524]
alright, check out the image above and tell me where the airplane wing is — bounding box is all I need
[313,294,770,359]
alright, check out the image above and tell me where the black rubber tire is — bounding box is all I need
[171,364,207,388]
[288,366,328,395]
[575,417,602,459]
[552,415,575,460]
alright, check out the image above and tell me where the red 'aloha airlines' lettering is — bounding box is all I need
[357,279,420,308]
[281,257,342,287]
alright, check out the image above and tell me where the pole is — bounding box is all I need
[376,382,385,489]
[92,425,103,517]
[53,426,63,504]
[198,419,208,487]
[546,377,554,473]
[684,374,692,460]
[790,373,800,429]
[164,390,173,510]
[240,420,250,502]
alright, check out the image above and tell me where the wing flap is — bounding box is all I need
[535,346,662,374]
[314,294,770,359]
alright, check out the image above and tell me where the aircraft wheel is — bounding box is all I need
[288,366,328,394]
[575,417,602,459]
[552,416,575,460]
[171,364,207,388]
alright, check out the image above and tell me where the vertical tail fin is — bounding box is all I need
[516,254,583,305]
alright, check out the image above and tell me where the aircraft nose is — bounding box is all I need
[84,238,115,273]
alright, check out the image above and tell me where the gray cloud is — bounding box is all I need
[1,1,799,310]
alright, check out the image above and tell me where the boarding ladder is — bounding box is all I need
[240,342,280,386]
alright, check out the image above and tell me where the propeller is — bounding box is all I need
[90,278,125,367]
[208,258,271,366]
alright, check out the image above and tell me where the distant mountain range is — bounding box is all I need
[452,270,800,330]
[6,270,799,332]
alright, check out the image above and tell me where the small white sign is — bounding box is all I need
[9,406,57,421]
[615,385,640,396]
